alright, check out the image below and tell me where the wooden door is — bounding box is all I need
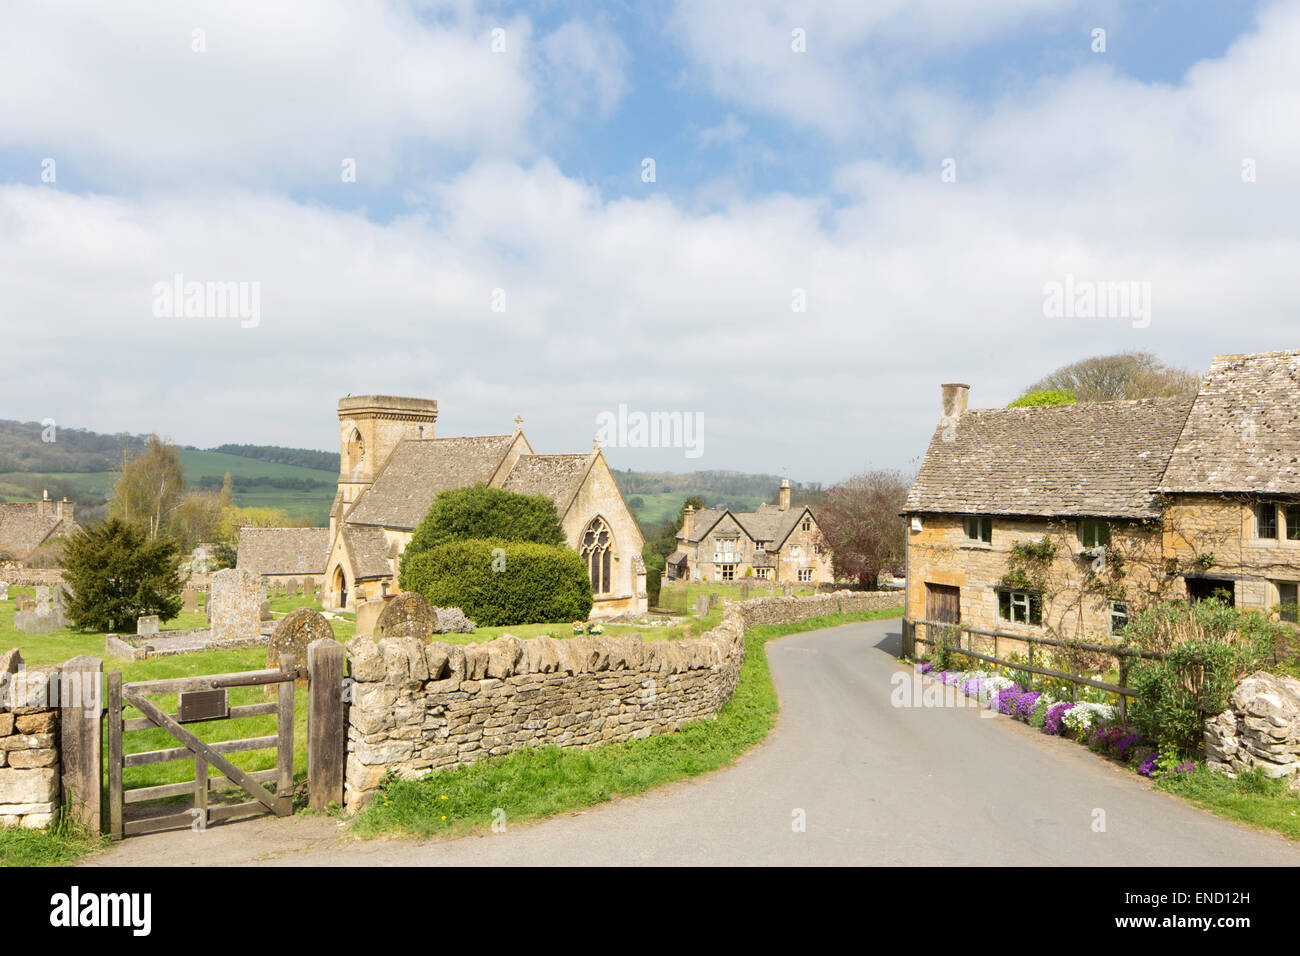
[925,583,960,623]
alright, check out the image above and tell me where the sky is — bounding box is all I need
[0,0,1296,484]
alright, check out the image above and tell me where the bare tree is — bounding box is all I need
[816,469,912,588]
[109,434,185,539]
[1022,351,1199,402]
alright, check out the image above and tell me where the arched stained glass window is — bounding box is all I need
[582,517,614,595]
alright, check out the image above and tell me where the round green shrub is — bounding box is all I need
[400,538,593,626]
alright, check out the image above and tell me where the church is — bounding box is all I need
[320,395,646,618]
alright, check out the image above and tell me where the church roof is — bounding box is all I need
[236,527,330,576]
[1160,351,1300,495]
[342,527,394,580]
[500,454,591,510]
[345,435,515,531]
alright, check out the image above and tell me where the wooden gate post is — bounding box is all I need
[307,638,346,811]
[107,671,123,840]
[59,655,103,832]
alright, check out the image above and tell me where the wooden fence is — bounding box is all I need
[908,618,1169,722]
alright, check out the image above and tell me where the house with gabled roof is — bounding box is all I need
[322,395,646,617]
[666,479,834,585]
[0,492,78,564]
[903,350,1300,643]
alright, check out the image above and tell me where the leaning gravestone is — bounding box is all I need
[266,607,334,673]
[374,592,440,641]
[208,567,262,643]
[137,615,160,636]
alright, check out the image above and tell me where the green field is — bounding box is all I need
[0,449,338,525]
[626,492,768,526]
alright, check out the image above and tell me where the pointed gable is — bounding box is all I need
[500,454,592,513]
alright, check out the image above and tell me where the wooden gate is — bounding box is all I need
[106,655,299,839]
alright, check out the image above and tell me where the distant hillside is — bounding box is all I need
[0,419,147,472]
[0,419,822,530]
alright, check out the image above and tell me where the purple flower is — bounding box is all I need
[996,685,1025,715]
[961,677,984,698]
[1138,749,1160,777]
[916,662,934,674]
[1044,702,1074,735]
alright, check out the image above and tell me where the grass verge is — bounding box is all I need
[0,811,109,867]
[352,606,903,839]
[1154,765,1300,842]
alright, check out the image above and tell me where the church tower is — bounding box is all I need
[334,395,438,527]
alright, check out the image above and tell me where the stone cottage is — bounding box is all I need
[322,396,646,618]
[0,492,77,564]
[903,350,1300,642]
[665,479,834,585]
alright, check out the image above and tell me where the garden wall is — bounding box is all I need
[1205,670,1300,784]
[0,568,66,589]
[342,590,902,811]
[0,651,60,827]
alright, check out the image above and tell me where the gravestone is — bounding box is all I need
[208,567,262,643]
[782,585,793,597]
[354,599,382,637]
[137,615,160,636]
[708,593,719,609]
[285,578,300,596]
[15,608,55,634]
[16,597,35,612]
[374,592,440,641]
[739,581,750,601]
[0,582,9,601]
[34,586,50,603]
[266,607,334,673]
[260,600,273,622]
[695,595,709,617]
[182,587,199,612]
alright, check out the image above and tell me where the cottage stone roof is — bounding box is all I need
[682,509,728,543]
[1160,351,1300,495]
[342,527,393,580]
[236,527,330,576]
[904,396,1195,519]
[0,504,76,561]
[734,508,807,546]
[345,436,514,530]
[500,454,591,509]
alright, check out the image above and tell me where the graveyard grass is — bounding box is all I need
[0,582,823,863]
[352,606,904,840]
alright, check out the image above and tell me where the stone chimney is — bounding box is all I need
[778,478,791,512]
[681,505,695,540]
[39,489,50,517]
[940,383,970,436]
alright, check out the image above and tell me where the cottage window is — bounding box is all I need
[1256,503,1278,539]
[1079,520,1111,549]
[802,518,811,532]
[1109,601,1130,635]
[1277,582,1298,623]
[963,516,992,544]
[1286,505,1300,541]
[718,563,735,581]
[582,517,614,594]
[797,568,813,582]
[754,568,771,580]
[997,589,1041,625]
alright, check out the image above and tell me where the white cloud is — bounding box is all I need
[2,2,1300,480]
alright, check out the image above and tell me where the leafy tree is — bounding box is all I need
[815,469,912,588]
[59,518,183,631]
[1021,351,1199,402]
[214,504,306,543]
[170,492,224,551]
[401,485,565,576]
[400,539,592,626]
[1008,388,1077,408]
[109,434,185,539]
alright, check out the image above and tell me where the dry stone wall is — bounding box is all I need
[0,651,59,828]
[342,591,902,811]
[1205,670,1300,785]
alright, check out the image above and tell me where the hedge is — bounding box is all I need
[401,538,593,626]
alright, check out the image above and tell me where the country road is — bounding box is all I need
[84,619,1300,866]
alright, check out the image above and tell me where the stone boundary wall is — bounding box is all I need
[0,653,59,828]
[0,569,66,589]
[342,590,903,811]
[1205,670,1300,786]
